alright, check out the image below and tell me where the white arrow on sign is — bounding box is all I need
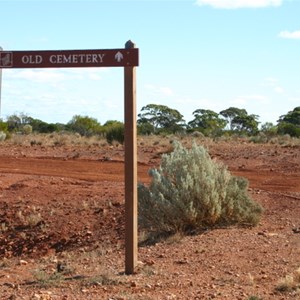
[115,51,124,63]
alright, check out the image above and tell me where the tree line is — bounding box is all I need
[0,105,299,139]
[138,105,299,137]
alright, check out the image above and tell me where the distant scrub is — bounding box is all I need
[138,142,263,239]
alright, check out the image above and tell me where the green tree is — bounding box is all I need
[138,104,185,134]
[220,107,259,135]
[220,107,247,131]
[260,122,277,137]
[278,123,300,137]
[6,113,31,132]
[26,117,62,133]
[188,109,227,136]
[231,114,259,135]
[278,106,300,126]
[277,107,300,137]
[67,115,102,136]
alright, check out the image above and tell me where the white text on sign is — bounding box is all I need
[21,53,106,65]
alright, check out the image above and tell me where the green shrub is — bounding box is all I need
[278,122,300,138]
[138,142,262,237]
[0,119,8,133]
[105,123,124,144]
[67,115,102,137]
[137,122,155,135]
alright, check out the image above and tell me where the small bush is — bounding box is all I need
[32,270,64,288]
[22,124,33,135]
[138,142,263,237]
[190,131,205,138]
[276,267,300,293]
[106,123,124,145]
[0,131,6,141]
[0,119,8,133]
[250,132,268,144]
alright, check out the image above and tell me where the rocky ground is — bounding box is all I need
[0,135,299,299]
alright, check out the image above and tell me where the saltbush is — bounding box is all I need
[0,131,6,141]
[138,142,262,237]
[22,124,33,135]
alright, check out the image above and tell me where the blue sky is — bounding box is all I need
[0,0,299,126]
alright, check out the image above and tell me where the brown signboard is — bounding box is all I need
[0,48,139,68]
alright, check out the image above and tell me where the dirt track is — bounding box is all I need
[0,155,299,192]
[0,157,150,183]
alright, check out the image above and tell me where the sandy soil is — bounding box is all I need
[0,137,299,299]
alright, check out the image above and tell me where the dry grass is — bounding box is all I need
[276,267,300,293]
[6,132,108,147]
[16,206,43,228]
[3,132,299,149]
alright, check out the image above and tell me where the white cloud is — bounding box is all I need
[144,84,174,97]
[144,83,155,90]
[230,97,247,105]
[231,94,269,105]
[195,0,282,9]
[278,30,300,39]
[274,87,284,94]
[263,77,278,86]
[5,68,105,83]
[174,96,215,108]
[160,87,173,96]
[262,77,284,94]
[8,69,66,84]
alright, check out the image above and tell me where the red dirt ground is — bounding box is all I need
[0,137,299,299]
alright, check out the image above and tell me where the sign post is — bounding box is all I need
[124,40,138,274]
[0,47,2,117]
[0,41,139,274]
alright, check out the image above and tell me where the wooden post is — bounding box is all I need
[0,47,2,117]
[124,40,137,274]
